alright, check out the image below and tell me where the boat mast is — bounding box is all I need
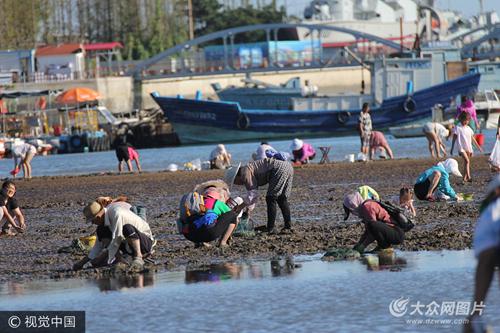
[479,0,484,15]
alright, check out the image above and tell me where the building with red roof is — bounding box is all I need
[36,43,85,80]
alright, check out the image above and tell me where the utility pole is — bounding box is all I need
[188,0,194,40]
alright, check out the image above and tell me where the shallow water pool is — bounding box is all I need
[0,250,498,332]
[0,130,497,177]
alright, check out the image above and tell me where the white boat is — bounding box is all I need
[299,0,421,46]
[390,90,500,138]
[299,0,498,48]
[475,90,500,129]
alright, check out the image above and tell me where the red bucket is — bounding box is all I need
[475,133,484,147]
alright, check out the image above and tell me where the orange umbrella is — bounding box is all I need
[56,87,101,104]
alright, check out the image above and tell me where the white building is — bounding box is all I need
[36,43,85,80]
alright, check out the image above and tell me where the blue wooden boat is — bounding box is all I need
[151,72,480,144]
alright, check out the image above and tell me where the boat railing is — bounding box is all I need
[292,94,373,111]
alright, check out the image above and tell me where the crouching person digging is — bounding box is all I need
[343,193,414,253]
[178,190,246,248]
[73,201,155,272]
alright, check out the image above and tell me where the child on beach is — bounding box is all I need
[454,112,483,182]
[9,143,37,179]
[127,146,142,172]
[0,181,26,236]
[398,187,416,217]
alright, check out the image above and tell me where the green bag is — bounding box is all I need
[234,216,254,236]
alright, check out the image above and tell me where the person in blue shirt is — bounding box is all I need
[414,158,463,201]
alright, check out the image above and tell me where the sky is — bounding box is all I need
[279,0,500,19]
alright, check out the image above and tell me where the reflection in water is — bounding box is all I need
[184,259,299,284]
[364,252,407,272]
[271,257,297,277]
[5,281,25,296]
[185,263,243,284]
[96,273,155,292]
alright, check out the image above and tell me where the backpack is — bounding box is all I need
[375,200,415,232]
[178,192,207,234]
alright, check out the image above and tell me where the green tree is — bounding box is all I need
[193,3,287,43]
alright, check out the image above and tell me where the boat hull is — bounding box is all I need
[152,73,481,144]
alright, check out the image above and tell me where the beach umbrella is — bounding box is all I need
[55,87,101,105]
[56,88,101,134]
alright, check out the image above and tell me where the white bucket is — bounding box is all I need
[345,154,355,163]
[357,152,367,162]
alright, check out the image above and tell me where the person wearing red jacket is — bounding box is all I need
[343,193,404,253]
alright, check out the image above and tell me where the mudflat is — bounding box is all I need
[1,156,492,282]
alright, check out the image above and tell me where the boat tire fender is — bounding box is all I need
[70,135,83,150]
[337,111,351,124]
[404,97,416,113]
[237,113,250,130]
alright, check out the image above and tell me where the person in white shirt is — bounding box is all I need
[11,143,37,179]
[422,122,451,158]
[74,200,155,271]
[453,112,483,182]
[209,144,232,169]
[254,142,277,160]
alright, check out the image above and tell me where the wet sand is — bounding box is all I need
[0,156,493,282]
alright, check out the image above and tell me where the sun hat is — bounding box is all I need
[83,201,103,223]
[224,162,241,189]
[343,192,364,220]
[438,158,462,177]
[290,138,304,151]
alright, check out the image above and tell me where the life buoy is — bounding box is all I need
[70,135,83,151]
[236,113,250,129]
[403,97,416,113]
[337,111,351,124]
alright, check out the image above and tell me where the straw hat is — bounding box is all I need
[290,138,303,151]
[83,201,103,223]
[224,162,241,189]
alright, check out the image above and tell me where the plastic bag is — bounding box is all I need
[184,158,202,171]
[489,139,500,168]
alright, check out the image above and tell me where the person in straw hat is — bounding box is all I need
[225,158,293,234]
[464,175,500,333]
[77,200,155,271]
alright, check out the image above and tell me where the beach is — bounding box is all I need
[0,155,491,282]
